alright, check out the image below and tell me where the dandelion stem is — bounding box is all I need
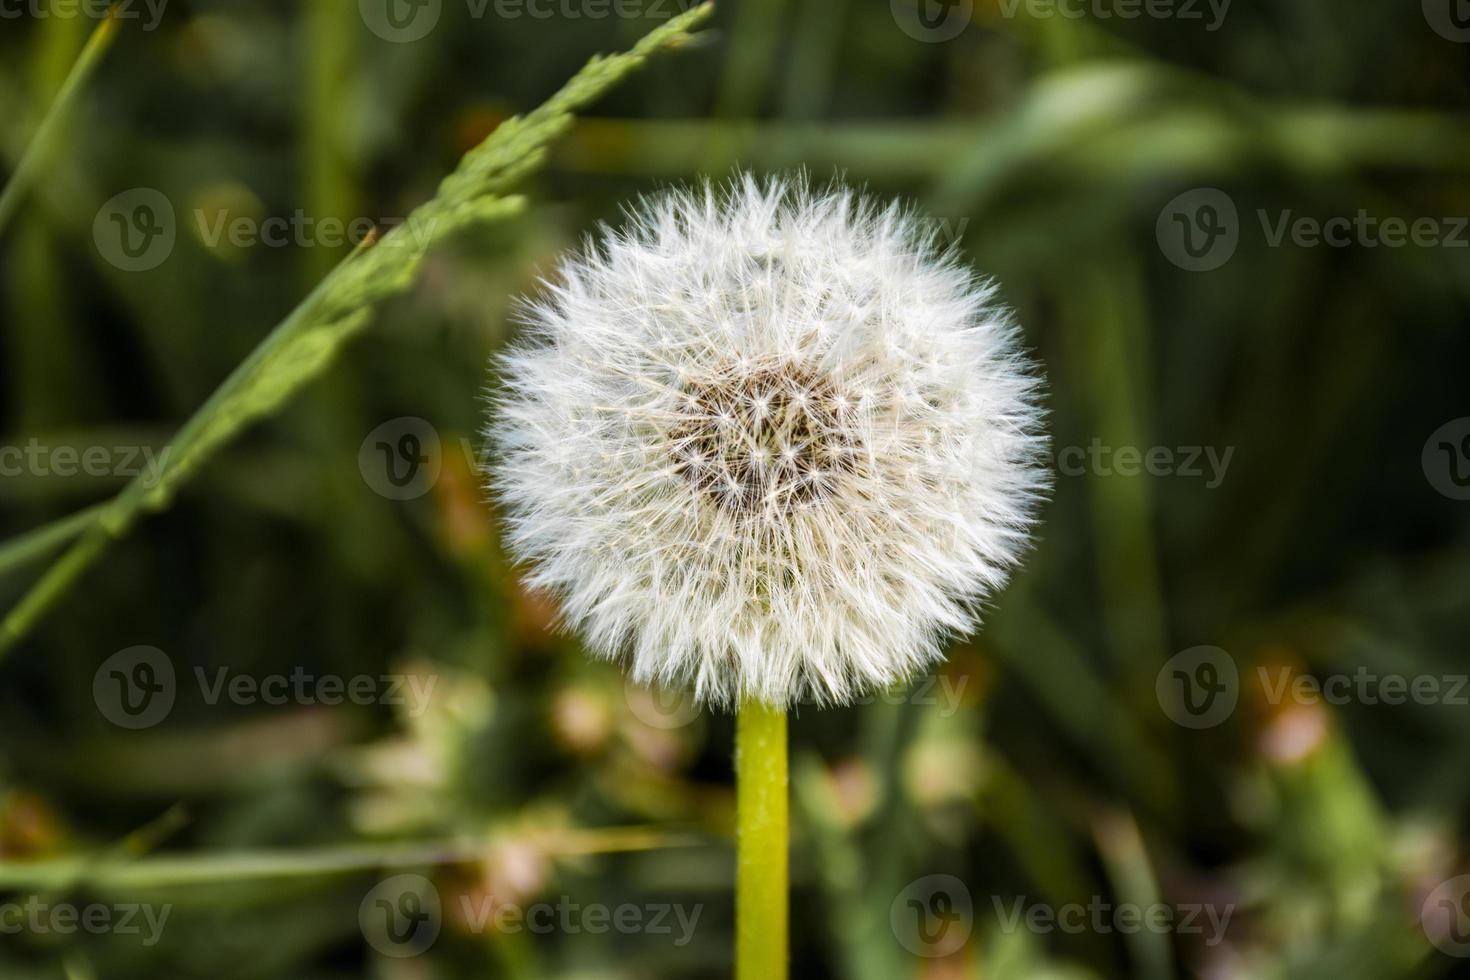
[736,698,788,979]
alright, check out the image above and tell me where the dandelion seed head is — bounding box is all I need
[489,174,1049,708]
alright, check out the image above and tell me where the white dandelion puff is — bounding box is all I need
[488,174,1049,709]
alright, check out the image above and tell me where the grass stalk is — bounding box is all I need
[0,4,122,240]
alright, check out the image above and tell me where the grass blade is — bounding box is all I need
[0,4,122,239]
[0,502,107,576]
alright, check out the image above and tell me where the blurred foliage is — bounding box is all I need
[1,1,1468,978]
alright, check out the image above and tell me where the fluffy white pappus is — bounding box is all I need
[488,174,1049,709]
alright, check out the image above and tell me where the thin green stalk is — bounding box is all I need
[0,502,108,576]
[704,0,785,169]
[736,699,788,980]
[0,804,186,934]
[0,827,701,891]
[0,5,122,240]
[7,13,92,429]
[304,0,358,286]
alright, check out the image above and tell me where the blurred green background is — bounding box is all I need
[2,1,1469,977]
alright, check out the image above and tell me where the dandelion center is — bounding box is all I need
[670,363,857,516]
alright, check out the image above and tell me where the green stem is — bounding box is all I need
[0,827,700,891]
[0,502,108,577]
[736,699,788,979]
[0,5,122,240]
